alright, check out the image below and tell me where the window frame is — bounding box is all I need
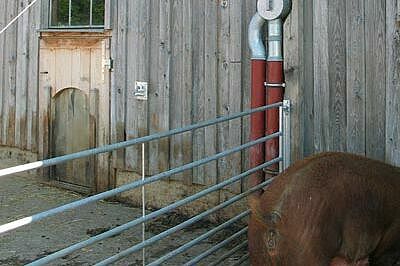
[46,0,107,29]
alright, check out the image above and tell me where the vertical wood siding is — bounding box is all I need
[0,0,400,190]
[110,0,255,191]
[0,0,40,152]
[386,0,400,165]
[291,0,400,166]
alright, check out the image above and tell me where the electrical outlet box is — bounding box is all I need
[133,81,148,100]
[257,0,292,21]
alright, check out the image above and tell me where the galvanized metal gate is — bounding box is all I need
[0,101,291,265]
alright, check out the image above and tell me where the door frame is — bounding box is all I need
[38,31,112,193]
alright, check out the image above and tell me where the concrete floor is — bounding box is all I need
[0,158,248,265]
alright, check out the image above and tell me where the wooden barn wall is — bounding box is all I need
[286,0,400,166]
[0,0,399,188]
[0,0,40,153]
[110,0,257,192]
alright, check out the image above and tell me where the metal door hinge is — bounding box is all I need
[103,58,114,71]
[282,99,291,114]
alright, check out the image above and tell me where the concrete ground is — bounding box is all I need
[0,158,248,266]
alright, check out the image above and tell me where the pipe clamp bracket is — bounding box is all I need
[264,82,286,88]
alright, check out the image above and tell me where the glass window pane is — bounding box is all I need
[92,0,105,26]
[71,0,90,26]
[50,0,69,27]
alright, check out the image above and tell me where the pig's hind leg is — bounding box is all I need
[330,257,369,266]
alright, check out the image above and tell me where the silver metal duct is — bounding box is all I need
[248,12,267,60]
[267,18,283,61]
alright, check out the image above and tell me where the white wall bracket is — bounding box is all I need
[133,81,148,101]
[257,0,292,21]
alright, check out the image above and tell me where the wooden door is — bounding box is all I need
[51,88,95,190]
[38,32,111,193]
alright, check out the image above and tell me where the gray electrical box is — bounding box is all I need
[257,0,292,21]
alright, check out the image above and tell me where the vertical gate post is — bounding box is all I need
[279,99,291,172]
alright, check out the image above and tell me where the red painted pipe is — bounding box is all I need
[249,59,266,190]
[265,61,284,175]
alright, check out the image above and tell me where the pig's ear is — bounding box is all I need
[249,198,282,227]
[265,211,281,226]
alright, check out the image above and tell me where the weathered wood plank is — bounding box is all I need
[38,44,55,177]
[218,0,243,193]
[54,49,72,92]
[124,0,140,172]
[125,0,150,173]
[89,88,99,190]
[240,0,256,191]
[328,0,347,152]
[192,0,206,184]
[229,3,243,160]
[98,39,111,191]
[365,0,386,160]
[283,0,303,164]
[302,0,315,157]
[217,0,230,188]
[92,42,111,192]
[70,48,82,90]
[169,0,184,181]
[27,1,40,152]
[346,0,366,155]
[38,81,51,178]
[313,0,330,152]
[104,0,113,30]
[398,0,400,22]
[0,0,7,145]
[110,0,127,170]
[40,0,49,28]
[78,48,91,91]
[15,0,30,150]
[108,2,119,189]
[181,0,193,184]
[148,0,171,175]
[385,0,400,165]
[169,0,193,182]
[3,0,18,147]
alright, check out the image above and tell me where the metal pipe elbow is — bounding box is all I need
[248,13,266,60]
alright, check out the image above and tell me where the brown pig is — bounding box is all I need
[248,152,400,265]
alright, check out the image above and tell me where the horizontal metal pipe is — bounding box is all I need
[26,158,280,266]
[95,180,274,266]
[1,132,280,236]
[231,253,250,266]
[0,103,282,178]
[148,211,251,266]
[185,227,248,266]
[209,241,248,266]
